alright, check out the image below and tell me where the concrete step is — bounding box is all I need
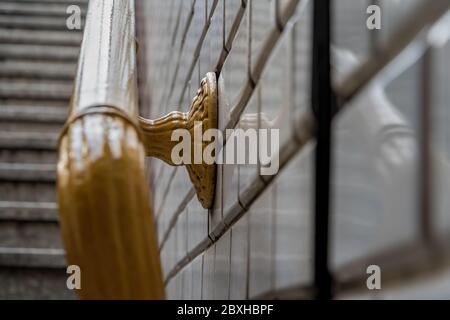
[0,44,79,61]
[0,131,58,151]
[0,99,68,108]
[0,28,82,46]
[0,0,82,299]
[0,163,56,183]
[0,60,77,80]
[0,246,74,299]
[0,182,56,202]
[0,266,76,299]
[0,122,63,134]
[0,120,64,134]
[0,15,85,31]
[0,104,67,123]
[0,2,87,17]
[0,104,67,133]
[0,247,65,268]
[0,201,58,222]
[0,221,62,249]
[0,150,57,165]
[0,79,72,101]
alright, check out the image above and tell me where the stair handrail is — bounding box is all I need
[57,0,218,299]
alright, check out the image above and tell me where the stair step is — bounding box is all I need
[0,99,68,108]
[0,201,58,222]
[0,122,63,134]
[0,0,84,299]
[0,163,56,183]
[0,266,76,299]
[0,221,62,249]
[0,150,57,165]
[0,105,66,133]
[0,2,87,17]
[0,44,79,61]
[0,247,65,268]
[0,60,77,80]
[0,105,67,123]
[0,28,82,46]
[0,132,58,150]
[0,79,72,101]
[0,268,77,300]
[0,15,85,31]
[0,182,56,202]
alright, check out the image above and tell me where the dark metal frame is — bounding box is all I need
[311,0,450,299]
[311,0,334,300]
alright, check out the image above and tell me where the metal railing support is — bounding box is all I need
[57,0,165,299]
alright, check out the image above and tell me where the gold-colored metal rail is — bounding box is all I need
[57,0,217,299]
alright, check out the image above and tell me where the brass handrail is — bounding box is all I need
[57,0,217,299]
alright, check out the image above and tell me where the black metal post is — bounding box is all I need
[312,0,333,300]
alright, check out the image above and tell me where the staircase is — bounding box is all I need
[0,0,87,299]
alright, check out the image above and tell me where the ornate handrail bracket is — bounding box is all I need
[139,73,218,208]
